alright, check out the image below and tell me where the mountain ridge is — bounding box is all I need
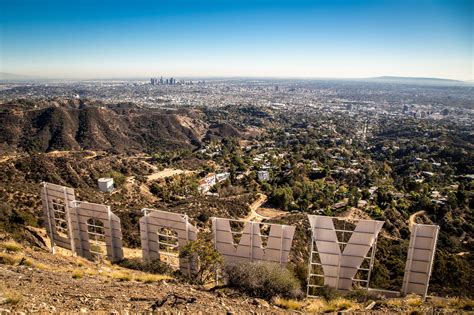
[0,99,242,153]
[365,76,465,85]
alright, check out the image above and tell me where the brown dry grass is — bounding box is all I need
[110,271,133,281]
[1,288,23,305]
[272,297,304,310]
[0,240,22,252]
[134,274,171,283]
[71,269,84,279]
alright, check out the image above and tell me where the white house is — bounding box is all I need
[257,170,270,181]
[198,173,217,194]
[216,172,230,183]
[98,178,114,193]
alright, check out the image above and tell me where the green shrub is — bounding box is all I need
[104,171,126,187]
[345,288,369,302]
[288,262,308,288]
[179,237,223,285]
[316,285,341,301]
[117,257,173,275]
[225,261,302,299]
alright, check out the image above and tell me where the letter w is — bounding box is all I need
[212,217,295,265]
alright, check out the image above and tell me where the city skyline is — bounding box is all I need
[1,0,472,80]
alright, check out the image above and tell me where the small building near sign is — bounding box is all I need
[257,170,270,181]
[98,178,114,193]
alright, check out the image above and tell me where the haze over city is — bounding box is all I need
[1,0,472,80]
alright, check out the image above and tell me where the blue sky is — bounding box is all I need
[0,0,472,80]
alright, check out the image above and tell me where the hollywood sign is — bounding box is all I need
[41,182,439,297]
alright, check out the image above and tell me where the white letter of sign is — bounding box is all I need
[402,224,439,298]
[308,215,384,290]
[211,217,295,265]
[139,209,197,275]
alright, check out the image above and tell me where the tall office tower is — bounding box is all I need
[403,105,409,114]
[275,85,279,91]
[150,78,155,85]
[160,76,163,84]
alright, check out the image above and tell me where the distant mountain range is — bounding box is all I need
[365,76,466,86]
[1,72,471,86]
[0,72,29,80]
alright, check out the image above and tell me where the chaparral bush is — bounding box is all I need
[224,261,302,299]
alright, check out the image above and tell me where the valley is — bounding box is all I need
[0,80,473,311]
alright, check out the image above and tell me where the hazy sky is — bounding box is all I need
[1,0,472,80]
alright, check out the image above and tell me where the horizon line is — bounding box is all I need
[0,73,469,83]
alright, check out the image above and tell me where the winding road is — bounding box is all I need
[408,210,426,232]
[245,193,269,222]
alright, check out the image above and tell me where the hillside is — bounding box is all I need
[0,99,243,153]
[1,235,473,313]
[0,99,473,312]
[0,152,255,247]
[0,236,269,313]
